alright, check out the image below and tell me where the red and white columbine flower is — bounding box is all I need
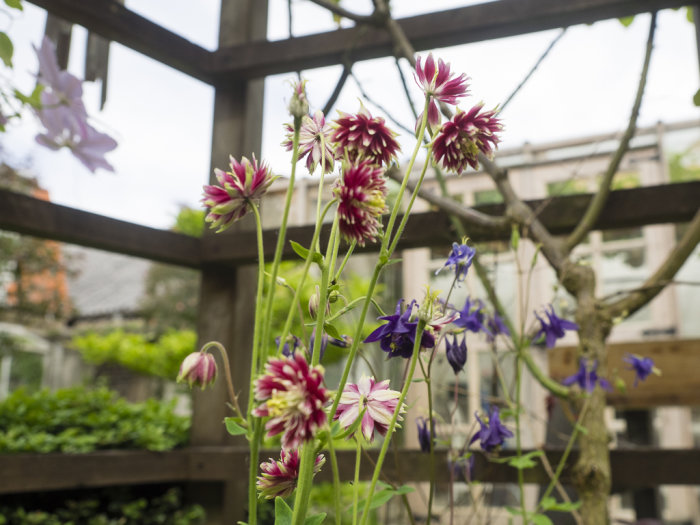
[202,155,276,232]
[257,449,326,499]
[253,352,329,450]
[331,105,400,167]
[414,53,469,129]
[333,160,388,246]
[334,375,404,442]
[432,103,502,174]
[283,110,336,174]
[177,352,217,389]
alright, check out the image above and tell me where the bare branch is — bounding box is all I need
[307,0,381,25]
[607,207,700,319]
[350,71,414,136]
[500,28,567,112]
[394,57,419,121]
[566,12,657,252]
[322,62,352,116]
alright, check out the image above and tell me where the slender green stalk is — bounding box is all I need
[200,341,243,420]
[261,122,301,358]
[248,204,267,417]
[248,419,263,525]
[514,350,527,521]
[359,320,427,525]
[352,437,363,525]
[326,430,343,525]
[334,240,356,282]
[291,440,317,525]
[424,363,436,525]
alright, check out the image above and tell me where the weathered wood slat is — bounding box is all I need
[2,447,698,494]
[210,0,687,79]
[0,189,201,268]
[550,339,700,408]
[201,181,700,265]
[27,0,214,84]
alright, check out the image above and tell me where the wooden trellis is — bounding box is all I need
[0,0,699,522]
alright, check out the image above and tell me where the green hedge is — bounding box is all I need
[0,387,189,453]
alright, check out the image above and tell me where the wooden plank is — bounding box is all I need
[549,339,700,408]
[27,0,214,84]
[3,447,700,494]
[200,181,700,265]
[209,0,687,79]
[0,189,201,268]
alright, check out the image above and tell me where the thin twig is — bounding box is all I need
[350,71,414,136]
[323,62,352,116]
[307,0,381,25]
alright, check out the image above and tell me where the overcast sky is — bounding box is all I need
[3,1,699,229]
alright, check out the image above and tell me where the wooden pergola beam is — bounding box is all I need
[210,0,688,79]
[27,0,214,84]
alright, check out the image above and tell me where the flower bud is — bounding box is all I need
[308,285,331,320]
[177,352,217,389]
[288,79,309,120]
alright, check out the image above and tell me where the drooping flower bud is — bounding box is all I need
[177,352,217,389]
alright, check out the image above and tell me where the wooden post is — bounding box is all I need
[189,1,268,523]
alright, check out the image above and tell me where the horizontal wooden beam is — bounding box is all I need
[27,0,215,84]
[0,189,201,268]
[2,447,698,494]
[210,0,687,79]
[550,339,700,408]
[201,181,700,265]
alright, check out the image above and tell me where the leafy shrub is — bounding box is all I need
[70,329,196,379]
[0,386,189,453]
[0,487,205,524]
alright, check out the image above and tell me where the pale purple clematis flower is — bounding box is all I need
[623,354,657,387]
[176,352,217,389]
[562,358,612,393]
[257,449,325,499]
[470,406,513,452]
[334,375,404,442]
[253,352,329,450]
[533,305,579,348]
[283,110,336,174]
[34,37,87,121]
[414,53,469,129]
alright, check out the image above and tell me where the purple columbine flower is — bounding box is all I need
[533,305,579,348]
[364,299,435,359]
[414,53,470,129]
[562,358,612,393]
[275,335,303,357]
[486,313,510,343]
[257,449,325,499]
[334,375,404,442]
[453,297,488,334]
[253,353,329,450]
[623,354,656,387]
[445,333,467,374]
[470,406,513,452]
[176,352,217,390]
[432,103,502,174]
[416,416,435,453]
[436,242,476,282]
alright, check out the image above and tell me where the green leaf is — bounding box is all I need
[3,0,22,10]
[323,322,342,340]
[687,7,694,23]
[507,450,543,470]
[0,32,13,67]
[532,514,554,525]
[274,497,293,525]
[304,513,327,525]
[540,497,581,512]
[289,240,323,265]
[693,88,700,107]
[618,16,635,27]
[510,225,520,250]
[224,417,247,436]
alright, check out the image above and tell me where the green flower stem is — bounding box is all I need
[326,430,343,525]
[514,350,527,521]
[331,98,431,418]
[334,240,356,282]
[291,440,317,525]
[247,418,263,525]
[275,198,337,355]
[381,96,430,255]
[352,437,362,525]
[261,122,301,360]
[420,359,436,525]
[248,203,266,418]
[359,320,427,525]
[200,341,243,421]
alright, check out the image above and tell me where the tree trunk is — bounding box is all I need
[566,264,613,525]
